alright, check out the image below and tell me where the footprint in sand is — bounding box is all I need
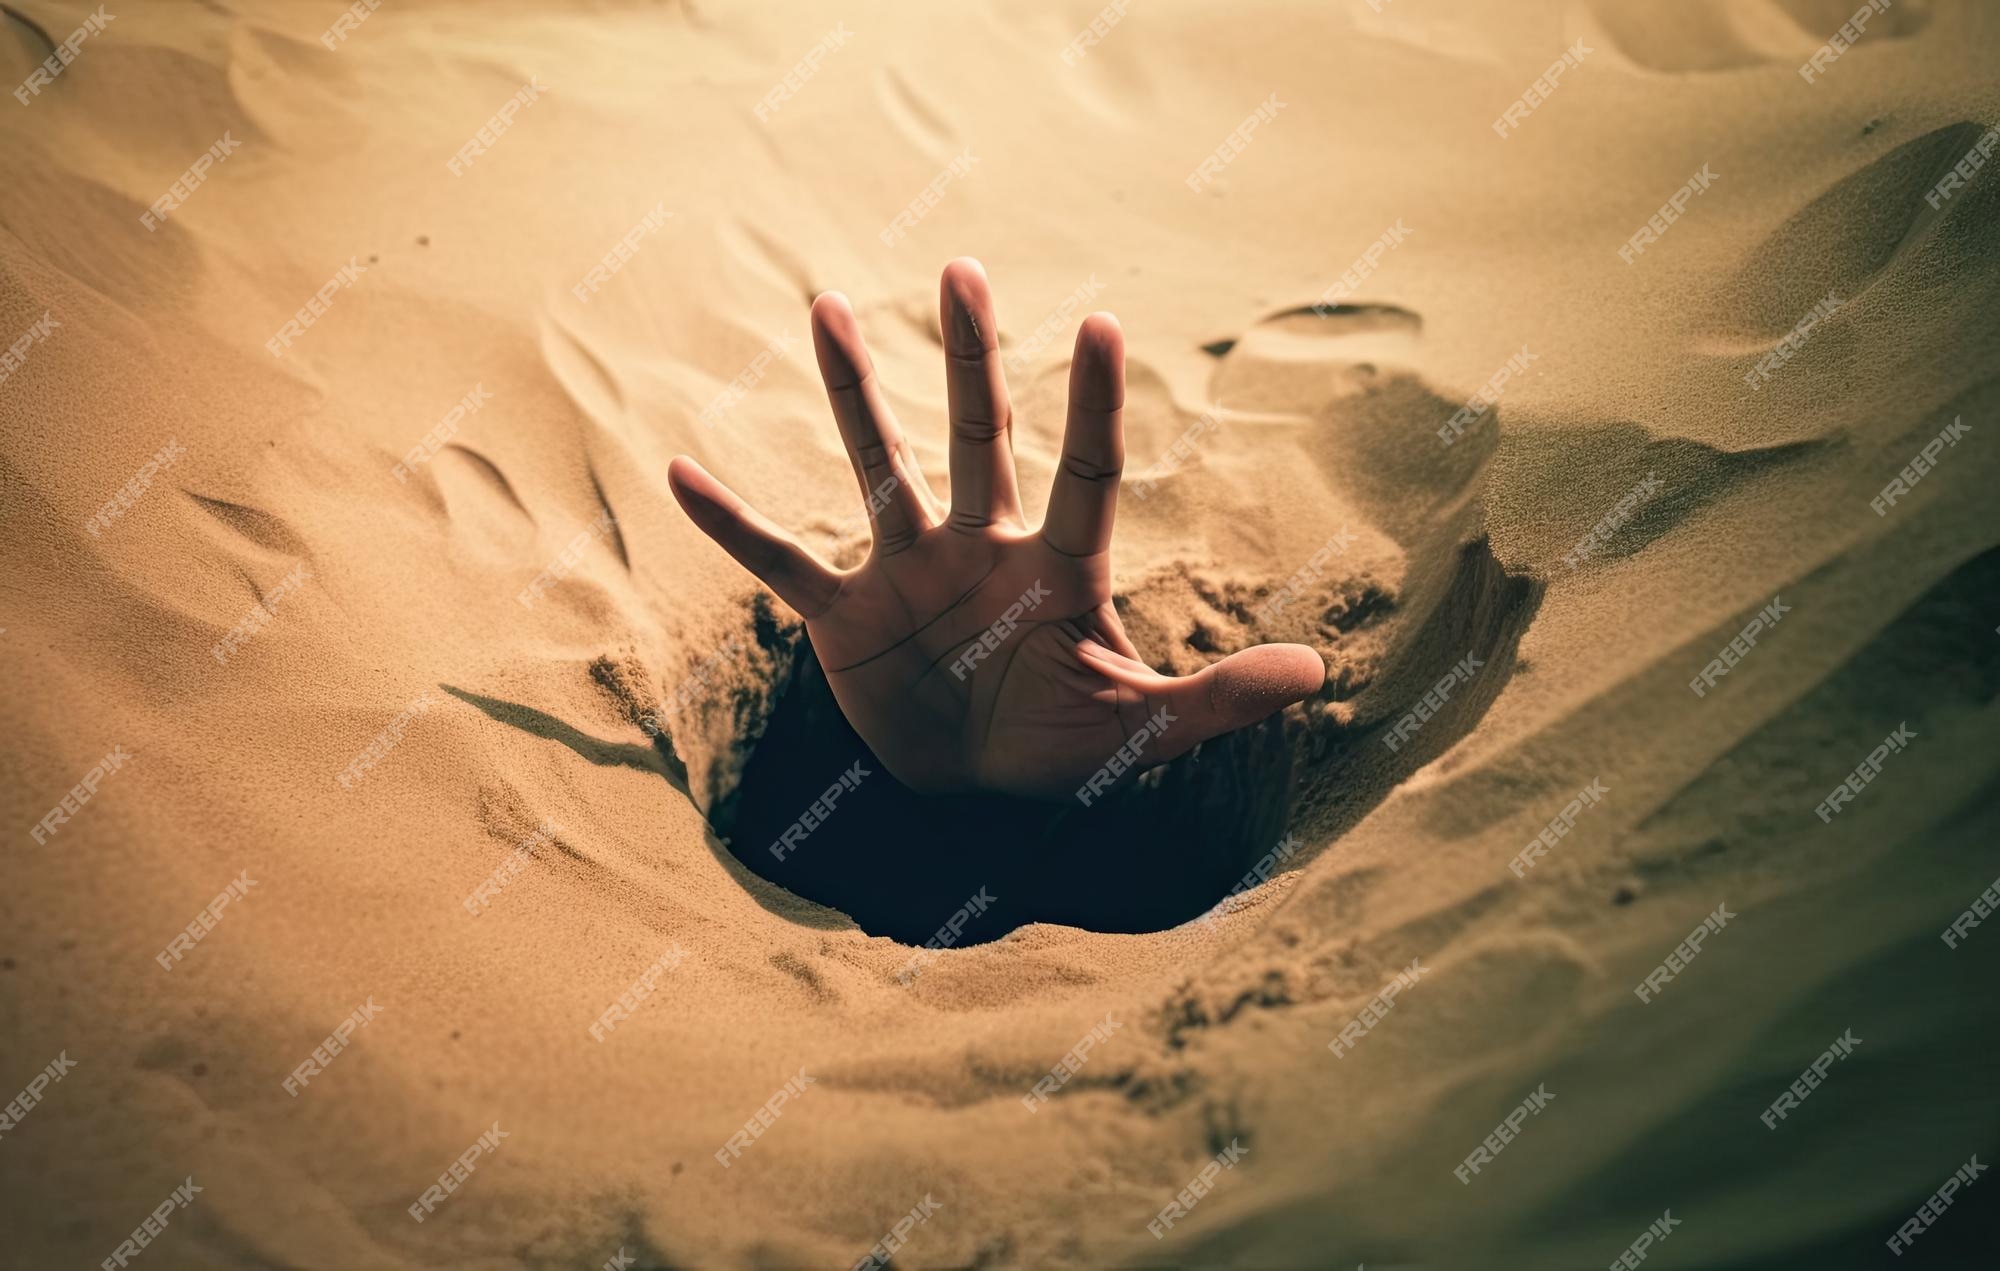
[188,491,313,558]
[1696,120,2000,436]
[1711,121,1995,341]
[185,491,318,643]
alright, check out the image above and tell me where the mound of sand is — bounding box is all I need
[3,1,1997,1267]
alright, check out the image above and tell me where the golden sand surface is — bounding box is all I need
[3,1,1997,1266]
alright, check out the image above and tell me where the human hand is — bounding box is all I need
[668,259,1324,800]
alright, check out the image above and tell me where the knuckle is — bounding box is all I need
[1060,452,1122,483]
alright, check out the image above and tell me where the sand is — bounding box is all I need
[3,0,1998,1267]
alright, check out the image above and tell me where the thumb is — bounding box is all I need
[1075,639,1323,764]
[1161,643,1325,758]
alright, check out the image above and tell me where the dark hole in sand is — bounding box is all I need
[712,638,1303,946]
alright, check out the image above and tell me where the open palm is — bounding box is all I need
[668,259,1324,801]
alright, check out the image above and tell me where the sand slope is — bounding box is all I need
[3,1,1998,1267]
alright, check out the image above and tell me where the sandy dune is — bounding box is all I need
[4,0,1998,1267]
